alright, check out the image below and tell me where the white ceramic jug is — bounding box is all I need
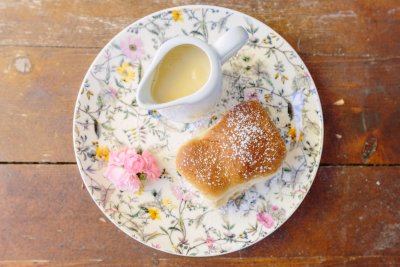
[136,26,248,122]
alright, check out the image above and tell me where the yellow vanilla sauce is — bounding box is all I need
[151,45,210,103]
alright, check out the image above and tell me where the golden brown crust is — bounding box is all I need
[176,101,286,205]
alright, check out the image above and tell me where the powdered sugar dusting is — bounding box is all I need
[224,104,276,173]
[181,144,225,187]
[177,101,286,191]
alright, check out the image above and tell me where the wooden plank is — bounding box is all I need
[306,55,400,164]
[0,47,399,163]
[1,256,400,267]
[0,47,94,162]
[0,0,399,58]
[0,165,399,264]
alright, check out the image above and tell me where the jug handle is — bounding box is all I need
[211,26,249,65]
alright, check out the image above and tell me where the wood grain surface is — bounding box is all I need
[0,0,399,266]
[1,165,399,266]
[0,0,399,58]
[0,49,399,164]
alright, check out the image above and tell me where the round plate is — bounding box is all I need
[73,5,323,256]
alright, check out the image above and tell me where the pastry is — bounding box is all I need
[176,101,286,207]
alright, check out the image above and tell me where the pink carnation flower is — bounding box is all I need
[104,147,161,192]
[142,151,161,181]
[124,148,146,174]
[256,212,275,229]
[108,147,126,166]
[120,36,145,62]
[104,164,141,191]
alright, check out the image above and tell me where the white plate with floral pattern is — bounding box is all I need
[73,5,323,256]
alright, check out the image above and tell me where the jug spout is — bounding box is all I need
[211,26,249,64]
[136,70,158,109]
[136,61,181,110]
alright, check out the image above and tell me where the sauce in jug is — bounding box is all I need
[151,45,210,103]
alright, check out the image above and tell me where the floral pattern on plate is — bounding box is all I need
[73,5,323,256]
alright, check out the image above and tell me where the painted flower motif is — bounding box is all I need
[271,205,279,212]
[256,212,275,228]
[171,10,184,22]
[117,62,135,82]
[239,232,248,239]
[105,207,120,218]
[288,127,303,142]
[120,36,145,61]
[96,146,109,161]
[101,86,118,104]
[205,236,215,248]
[148,207,161,220]
[263,35,272,45]
[249,35,259,44]
[161,198,176,209]
[179,237,189,245]
[171,245,180,253]
[244,88,260,101]
[151,243,161,249]
[84,89,94,100]
[171,184,195,201]
[230,49,256,74]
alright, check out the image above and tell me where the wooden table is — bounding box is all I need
[1,0,399,266]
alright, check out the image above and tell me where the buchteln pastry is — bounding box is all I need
[176,101,286,207]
